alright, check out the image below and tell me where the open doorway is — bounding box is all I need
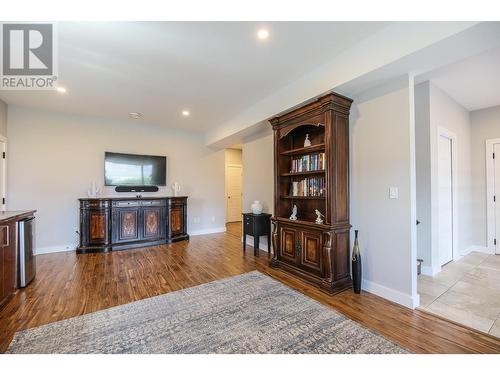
[225,147,243,237]
[437,127,458,266]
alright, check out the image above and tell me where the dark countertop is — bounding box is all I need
[0,210,36,223]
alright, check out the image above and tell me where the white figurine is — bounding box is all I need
[87,181,100,198]
[171,182,181,196]
[314,209,325,224]
[290,205,298,220]
[304,134,312,147]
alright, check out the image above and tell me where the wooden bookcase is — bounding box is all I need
[270,92,353,294]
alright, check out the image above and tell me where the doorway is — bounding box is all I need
[225,147,243,224]
[226,165,242,222]
[437,128,457,265]
[486,138,500,255]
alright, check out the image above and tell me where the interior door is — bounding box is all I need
[226,165,242,222]
[438,135,454,266]
[495,143,500,254]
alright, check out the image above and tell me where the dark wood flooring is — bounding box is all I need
[1,225,499,353]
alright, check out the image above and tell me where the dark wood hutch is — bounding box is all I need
[270,92,353,294]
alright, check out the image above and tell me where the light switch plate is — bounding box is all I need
[389,187,399,199]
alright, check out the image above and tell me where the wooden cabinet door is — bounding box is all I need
[0,229,4,303]
[279,225,298,265]
[142,207,166,240]
[89,211,107,243]
[298,229,323,276]
[170,206,184,236]
[113,207,141,243]
[0,222,17,306]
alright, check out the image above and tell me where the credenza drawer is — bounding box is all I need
[140,200,166,206]
[113,200,141,207]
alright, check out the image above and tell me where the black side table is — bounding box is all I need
[242,213,272,257]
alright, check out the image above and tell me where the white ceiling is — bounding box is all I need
[419,45,500,111]
[0,21,389,133]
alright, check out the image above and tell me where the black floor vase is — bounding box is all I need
[352,230,362,294]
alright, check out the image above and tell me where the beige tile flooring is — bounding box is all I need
[417,252,500,338]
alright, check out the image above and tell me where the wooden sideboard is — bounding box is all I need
[78,197,188,253]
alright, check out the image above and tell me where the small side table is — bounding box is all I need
[242,213,272,257]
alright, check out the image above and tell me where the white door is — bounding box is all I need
[495,143,500,254]
[438,135,454,265]
[226,165,242,222]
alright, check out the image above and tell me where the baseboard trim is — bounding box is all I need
[36,245,77,255]
[362,278,417,309]
[189,227,227,236]
[242,235,271,253]
[462,245,494,255]
[421,265,441,276]
[36,227,227,254]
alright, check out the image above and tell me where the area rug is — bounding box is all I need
[7,271,407,353]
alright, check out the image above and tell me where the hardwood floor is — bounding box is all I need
[1,228,499,353]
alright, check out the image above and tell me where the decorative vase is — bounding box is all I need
[251,200,263,214]
[171,182,181,197]
[87,181,100,198]
[352,230,362,294]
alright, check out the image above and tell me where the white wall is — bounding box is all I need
[242,132,274,252]
[0,99,7,138]
[7,106,226,254]
[470,105,500,248]
[350,84,417,308]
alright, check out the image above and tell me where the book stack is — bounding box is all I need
[290,177,325,197]
[291,152,325,172]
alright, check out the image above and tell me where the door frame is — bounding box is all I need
[225,163,243,223]
[437,126,459,263]
[486,138,500,254]
[0,135,6,211]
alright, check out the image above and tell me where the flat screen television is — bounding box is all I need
[104,152,167,186]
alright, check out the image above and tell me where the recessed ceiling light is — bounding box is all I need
[56,87,67,93]
[257,29,269,40]
[129,112,143,119]
[182,110,190,117]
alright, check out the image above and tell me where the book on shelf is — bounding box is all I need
[289,176,325,197]
[291,152,325,173]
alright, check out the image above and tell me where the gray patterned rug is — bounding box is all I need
[7,271,407,353]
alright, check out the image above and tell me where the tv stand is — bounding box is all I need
[77,196,188,253]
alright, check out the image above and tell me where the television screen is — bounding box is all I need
[104,152,167,186]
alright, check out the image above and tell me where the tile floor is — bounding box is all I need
[417,252,500,338]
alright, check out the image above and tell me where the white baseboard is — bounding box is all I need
[421,265,441,276]
[188,227,226,236]
[36,244,76,255]
[462,245,494,255]
[243,235,272,253]
[362,278,417,309]
[36,227,227,255]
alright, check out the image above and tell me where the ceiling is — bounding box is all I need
[420,45,500,111]
[0,21,389,133]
